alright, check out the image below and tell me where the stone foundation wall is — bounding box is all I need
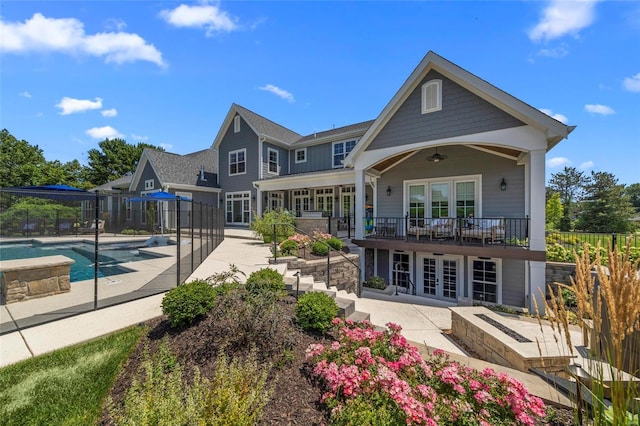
[295,217,342,236]
[546,261,576,288]
[1,255,75,303]
[281,254,360,295]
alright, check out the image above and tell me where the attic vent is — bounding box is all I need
[200,165,207,181]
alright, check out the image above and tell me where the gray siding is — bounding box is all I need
[502,259,526,307]
[218,115,259,199]
[376,145,525,218]
[262,142,289,179]
[134,162,160,192]
[289,142,335,174]
[366,70,525,151]
[376,249,390,282]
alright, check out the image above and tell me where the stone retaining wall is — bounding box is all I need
[295,217,342,236]
[1,255,75,303]
[546,262,576,287]
[277,253,360,295]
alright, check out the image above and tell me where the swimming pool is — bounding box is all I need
[0,241,168,282]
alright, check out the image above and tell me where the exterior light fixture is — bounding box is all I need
[500,178,507,191]
[426,147,447,162]
[386,186,392,196]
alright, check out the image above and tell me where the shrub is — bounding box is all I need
[364,276,386,290]
[326,237,343,251]
[295,292,339,333]
[250,209,296,241]
[108,342,273,425]
[279,239,299,256]
[245,268,285,295]
[311,241,329,256]
[306,319,546,425]
[161,280,217,328]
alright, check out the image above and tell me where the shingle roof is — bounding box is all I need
[92,173,133,191]
[145,148,219,188]
[295,119,375,144]
[234,104,301,144]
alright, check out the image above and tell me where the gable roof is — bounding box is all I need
[212,103,301,149]
[129,148,219,191]
[92,173,133,191]
[344,51,575,167]
[295,119,375,145]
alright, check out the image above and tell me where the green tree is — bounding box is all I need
[545,192,563,230]
[625,183,640,213]
[0,129,47,187]
[41,159,92,189]
[84,138,163,186]
[575,171,634,233]
[548,166,587,231]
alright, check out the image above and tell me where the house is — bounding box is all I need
[94,148,219,231]
[211,51,574,312]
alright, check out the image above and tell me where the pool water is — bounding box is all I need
[0,242,167,282]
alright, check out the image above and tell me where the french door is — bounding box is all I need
[226,192,251,225]
[417,254,461,300]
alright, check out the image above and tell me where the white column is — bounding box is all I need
[529,260,546,315]
[529,149,546,251]
[354,168,365,240]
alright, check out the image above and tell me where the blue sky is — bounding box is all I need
[1,1,639,185]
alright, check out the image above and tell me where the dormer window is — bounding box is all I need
[234,115,241,133]
[421,79,442,114]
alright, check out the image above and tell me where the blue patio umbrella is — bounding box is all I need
[130,191,191,235]
[1,184,96,200]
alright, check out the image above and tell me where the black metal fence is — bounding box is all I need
[545,230,640,249]
[0,189,224,335]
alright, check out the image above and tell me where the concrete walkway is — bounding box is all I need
[0,228,571,407]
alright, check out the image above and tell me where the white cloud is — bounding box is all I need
[0,13,166,67]
[585,103,615,115]
[259,84,295,103]
[539,108,569,124]
[547,157,572,168]
[19,91,32,98]
[623,73,640,92]
[56,96,103,115]
[101,108,118,117]
[159,143,173,150]
[104,18,127,32]
[86,126,123,139]
[536,45,569,58]
[131,134,149,141]
[159,3,238,36]
[579,160,594,170]
[529,0,599,42]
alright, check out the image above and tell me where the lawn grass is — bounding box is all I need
[0,326,143,426]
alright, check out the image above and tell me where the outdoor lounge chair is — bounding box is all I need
[78,219,105,234]
[430,218,455,239]
[20,219,41,236]
[56,220,75,235]
[459,218,505,244]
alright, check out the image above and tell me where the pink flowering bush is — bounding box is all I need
[305,318,546,426]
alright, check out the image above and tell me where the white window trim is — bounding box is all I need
[267,147,279,174]
[332,140,356,169]
[295,148,307,164]
[417,253,463,299]
[403,174,482,218]
[144,179,154,190]
[467,257,502,305]
[234,115,240,133]
[421,79,442,114]
[228,148,247,176]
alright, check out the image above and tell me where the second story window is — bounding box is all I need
[332,140,356,168]
[229,148,246,176]
[295,148,307,163]
[268,148,278,174]
[422,79,442,114]
[234,115,241,133]
[144,179,154,190]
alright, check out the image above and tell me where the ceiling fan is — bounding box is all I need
[426,147,447,162]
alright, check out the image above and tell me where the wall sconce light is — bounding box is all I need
[334,196,339,201]
[365,194,369,201]
[252,196,256,201]
[219,197,223,204]
[386,186,392,196]
[500,178,507,191]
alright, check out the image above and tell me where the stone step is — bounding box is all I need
[346,310,370,323]
[335,296,355,318]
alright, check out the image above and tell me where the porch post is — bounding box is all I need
[528,148,546,314]
[354,168,365,240]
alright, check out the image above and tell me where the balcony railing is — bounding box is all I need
[363,215,530,248]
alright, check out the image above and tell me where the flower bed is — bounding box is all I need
[305,318,546,425]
